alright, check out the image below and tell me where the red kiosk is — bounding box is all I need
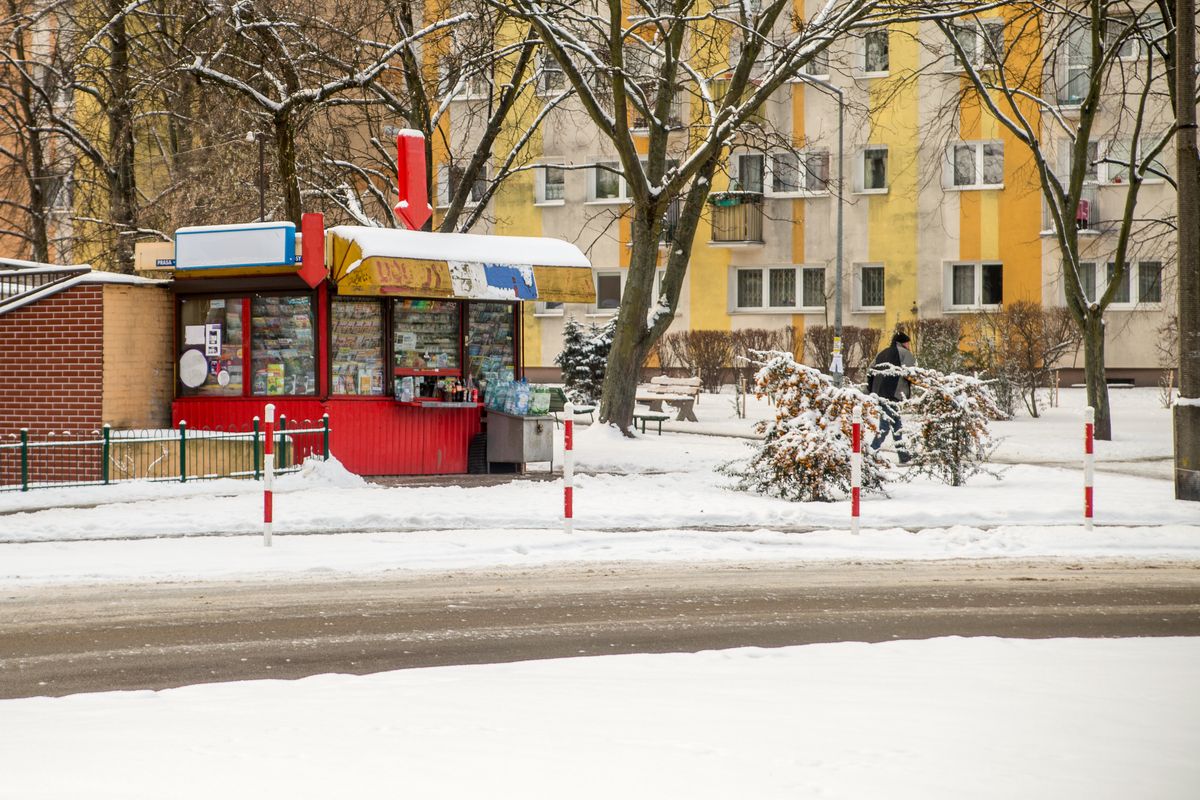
[169,138,595,475]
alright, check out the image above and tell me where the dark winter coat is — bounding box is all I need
[867,344,916,401]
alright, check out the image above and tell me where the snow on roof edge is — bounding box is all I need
[328,225,591,269]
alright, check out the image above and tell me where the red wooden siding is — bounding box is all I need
[172,397,480,475]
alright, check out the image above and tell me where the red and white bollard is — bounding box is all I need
[264,403,275,546]
[563,402,574,534]
[851,406,862,535]
[1084,406,1094,531]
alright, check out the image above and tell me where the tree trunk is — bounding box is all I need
[274,113,302,226]
[599,207,660,433]
[1081,311,1112,440]
[1175,0,1200,499]
[106,0,138,272]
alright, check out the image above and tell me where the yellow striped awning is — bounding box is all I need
[327,226,595,303]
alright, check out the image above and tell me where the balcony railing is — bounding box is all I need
[709,191,764,244]
[1043,185,1101,233]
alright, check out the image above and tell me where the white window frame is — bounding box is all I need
[440,58,490,101]
[853,263,886,312]
[1106,14,1165,61]
[1073,260,1164,308]
[857,145,889,193]
[731,151,766,194]
[537,53,565,96]
[859,28,890,76]
[533,299,565,316]
[946,141,1004,190]
[591,270,625,315]
[730,265,825,313]
[436,163,490,209]
[762,150,831,197]
[944,261,1003,311]
[948,18,1005,70]
[586,160,628,204]
[534,160,566,206]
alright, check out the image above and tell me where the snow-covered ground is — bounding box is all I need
[1,388,1196,798]
[0,388,1196,587]
[3,637,1196,799]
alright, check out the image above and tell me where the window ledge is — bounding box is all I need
[533,312,566,318]
[854,188,889,196]
[1039,228,1101,237]
[534,200,566,208]
[946,184,1005,192]
[854,71,890,80]
[584,198,631,206]
[586,311,618,318]
[730,307,826,315]
[790,74,831,83]
[766,191,831,200]
[853,306,886,314]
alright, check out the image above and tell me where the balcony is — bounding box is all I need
[708,191,764,245]
[1042,185,1102,235]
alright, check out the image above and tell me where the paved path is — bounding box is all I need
[2,559,1197,699]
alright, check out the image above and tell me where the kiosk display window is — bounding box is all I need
[251,294,316,396]
[331,299,385,395]
[392,299,460,373]
[466,302,515,385]
[178,297,244,397]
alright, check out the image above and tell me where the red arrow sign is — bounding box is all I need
[393,130,432,231]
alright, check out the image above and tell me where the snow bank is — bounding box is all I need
[2,637,1196,799]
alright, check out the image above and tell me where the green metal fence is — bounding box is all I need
[0,415,330,493]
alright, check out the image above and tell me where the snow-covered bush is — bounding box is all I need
[877,364,1007,487]
[555,318,615,403]
[723,351,889,502]
[896,318,967,374]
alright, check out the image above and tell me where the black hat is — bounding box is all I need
[892,331,911,345]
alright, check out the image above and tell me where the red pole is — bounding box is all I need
[564,402,574,533]
[851,406,861,535]
[264,403,275,546]
[1084,406,1094,530]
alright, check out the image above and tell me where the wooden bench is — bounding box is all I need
[650,375,702,402]
[635,376,701,422]
[548,387,596,425]
[633,410,670,435]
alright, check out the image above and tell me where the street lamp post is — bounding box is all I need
[797,74,845,387]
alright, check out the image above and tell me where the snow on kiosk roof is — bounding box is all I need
[327,225,595,303]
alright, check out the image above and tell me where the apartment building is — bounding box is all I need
[432,3,1177,385]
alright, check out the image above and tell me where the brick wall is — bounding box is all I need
[0,285,105,485]
[0,285,105,436]
[102,284,174,428]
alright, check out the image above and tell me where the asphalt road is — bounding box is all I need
[2,558,1198,699]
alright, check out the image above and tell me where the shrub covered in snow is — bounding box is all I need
[876,364,1007,486]
[723,352,889,502]
[555,317,616,403]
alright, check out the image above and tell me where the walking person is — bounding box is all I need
[867,331,915,463]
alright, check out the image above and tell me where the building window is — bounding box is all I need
[1059,24,1090,106]
[438,164,488,207]
[534,301,564,315]
[536,163,565,204]
[734,153,765,193]
[863,29,889,73]
[857,264,885,310]
[1105,15,1166,60]
[765,150,829,195]
[949,142,1004,188]
[1138,261,1162,303]
[801,49,830,78]
[951,19,1005,68]
[591,161,625,201]
[595,271,623,311]
[539,53,565,94]
[734,266,824,311]
[1076,260,1162,306]
[862,146,888,191]
[946,262,1003,309]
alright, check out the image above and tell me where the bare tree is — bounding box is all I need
[492,0,944,433]
[184,0,468,226]
[932,1,1189,439]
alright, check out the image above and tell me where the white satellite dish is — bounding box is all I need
[180,349,209,388]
